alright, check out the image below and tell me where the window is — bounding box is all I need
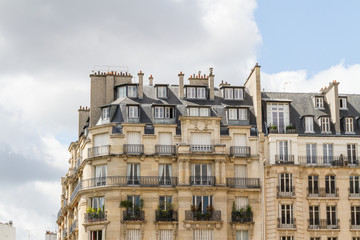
[188,107,210,117]
[339,97,347,109]
[191,164,212,185]
[159,230,173,240]
[234,165,247,178]
[228,108,248,121]
[159,132,172,145]
[279,173,293,193]
[234,88,244,99]
[126,229,141,240]
[186,87,206,99]
[228,108,238,120]
[224,88,233,99]
[192,196,213,213]
[350,175,360,195]
[197,87,206,99]
[102,107,110,120]
[280,237,293,240]
[315,97,324,108]
[127,164,140,185]
[236,230,248,240]
[310,238,320,240]
[346,117,354,133]
[157,86,167,98]
[159,196,172,210]
[154,106,174,119]
[91,197,104,211]
[127,195,141,215]
[348,144,357,163]
[90,230,103,240]
[117,86,126,98]
[191,133,211,145]
[280,204,294,227]
[128,106,139,118]
[326,206,337,227]
[308,175,319,195]
[325,175,336,195]
[128,86,137,98]
[95,165,107,186]
[323,144,333,164]
[278,141,289,162]
[224,88,244,100]
[306,144,317,164]
[305,116,314,133]
[309,206,319,227]
[159,164,172,185]
[320,117,330,133]
[351,206,360,226]
[327,238,337,240]
[193,229,214,240]
[235,197,248,210]
[127,131,141,144]
[267,103,289,133]
[353,237,360,240]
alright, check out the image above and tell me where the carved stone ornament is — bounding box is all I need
[194,120,208,131]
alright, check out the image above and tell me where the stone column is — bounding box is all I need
[178,159,184,185]
[221,160,226,185]
[185,159,190,185]
[215,160,220,186]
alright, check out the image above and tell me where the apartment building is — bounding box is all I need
[57,66,263,240]
[0,221,15,240]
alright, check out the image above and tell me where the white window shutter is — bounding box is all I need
[235,165,247,178]
[234,134,247,146]
[191,133,211,145]
[159,133,172,145]
[235,197,248,210]
[94,133,108,146]
[127,132,141,144]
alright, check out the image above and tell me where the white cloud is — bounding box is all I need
[262,62,360,93]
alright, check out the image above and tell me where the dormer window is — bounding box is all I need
[304,116,314,133]
[188,107,210,117]
[223,87,244,100]
[320,117,330,133]
[267,103,289,133]
[345,117,354,133]
[156,85,168,99]
[340,97,347,109]
[117,85,137,98]
[315,97,324,108]
[102,107,110,120]
[228,108,248,120]
[185,86,207,99]
[128,105,139,119]
[154,106,174,119]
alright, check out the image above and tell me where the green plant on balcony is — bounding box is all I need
[86,206,105,221]
[286,125,294,130]
[270,125,277,130]
[191,203,214,221]
[157,202,175,220]
[120,200,133,209]
[232,203,253,222]
[120,199,144,220]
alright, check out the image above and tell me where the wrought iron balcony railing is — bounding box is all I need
[88,145,110,158]
[231,211,253,223]
[308,219,339,229]
[307,187,339,198]
[277,218,296,228]
[277,186,296,197]
[155,145,176,155]
[230,146,250,157]
[298,155,360,166]
[155,210,178,222]
[123,144,144,155]
[275,155,295,165]
[190,144,214,152]
[190,176,215,186]
[84,211,107,223]
[123,210,145,221]
[226,178,260,188]
[185,210,221,221]
[69,219,78,234]
[70,181,82,202]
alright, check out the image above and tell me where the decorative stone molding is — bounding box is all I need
[183,220,223,230]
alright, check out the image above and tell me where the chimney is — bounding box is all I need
[208,67,214,100]
[320,80,341,134]
[138,71,144,99]
[149,75,153,86]
[90,73,106,127]
[78,106,90,137]
[178,72,184,98]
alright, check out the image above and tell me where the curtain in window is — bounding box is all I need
[159,230,172,240]
[235,197,248,210]
[126,229,141,240]
[234,134,246,146]
[95,165,107,186]
[94,134,108,146]
[191,133,211,145]
[159,133,172,145]
[236,230,248,240]
[193,229,214,240]
[127,132,141,144]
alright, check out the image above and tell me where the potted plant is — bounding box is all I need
[270,125,278,133]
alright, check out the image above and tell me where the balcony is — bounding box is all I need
[123,144,144,155]
[230,146,250,157]
[155,145,176,155]
[298,155,360,167]
[275,155,295,165]
[277,218,296,229]
[70,181,82,202]
[190,176,215,186]
[308,219,339,230]
[190,144,214,152]
[307,188,339,198]
[268,124,296,134]
[84,211,107,223]
[155,210,178,222]
[231,211,253,223]
[69,219,78,234]
[123,210,145,221]
[185,210,221,221]
[74,157,82,172]
[277,186,296,198]
[88,145,110,158]
[226,178,260,188]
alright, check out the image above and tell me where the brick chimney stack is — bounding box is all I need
[138,71,144,99]
[178,72,184,99]
[208,67,214,101]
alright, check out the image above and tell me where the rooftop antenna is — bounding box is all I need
[282,81,289,92]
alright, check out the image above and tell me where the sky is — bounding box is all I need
[0,0,359,239]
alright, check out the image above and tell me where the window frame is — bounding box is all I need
[157,86,168,99]
[345,117,354,133]
[320,117,330,133]
[339,97,347,109]
[102,107,110,120]
[304,116,314,133]
[128,105,139,119]
[127,85,137,98]
[315,97,324,108]
[187,107,210,117]
[308,175,319,195]
[185,86,207,99]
